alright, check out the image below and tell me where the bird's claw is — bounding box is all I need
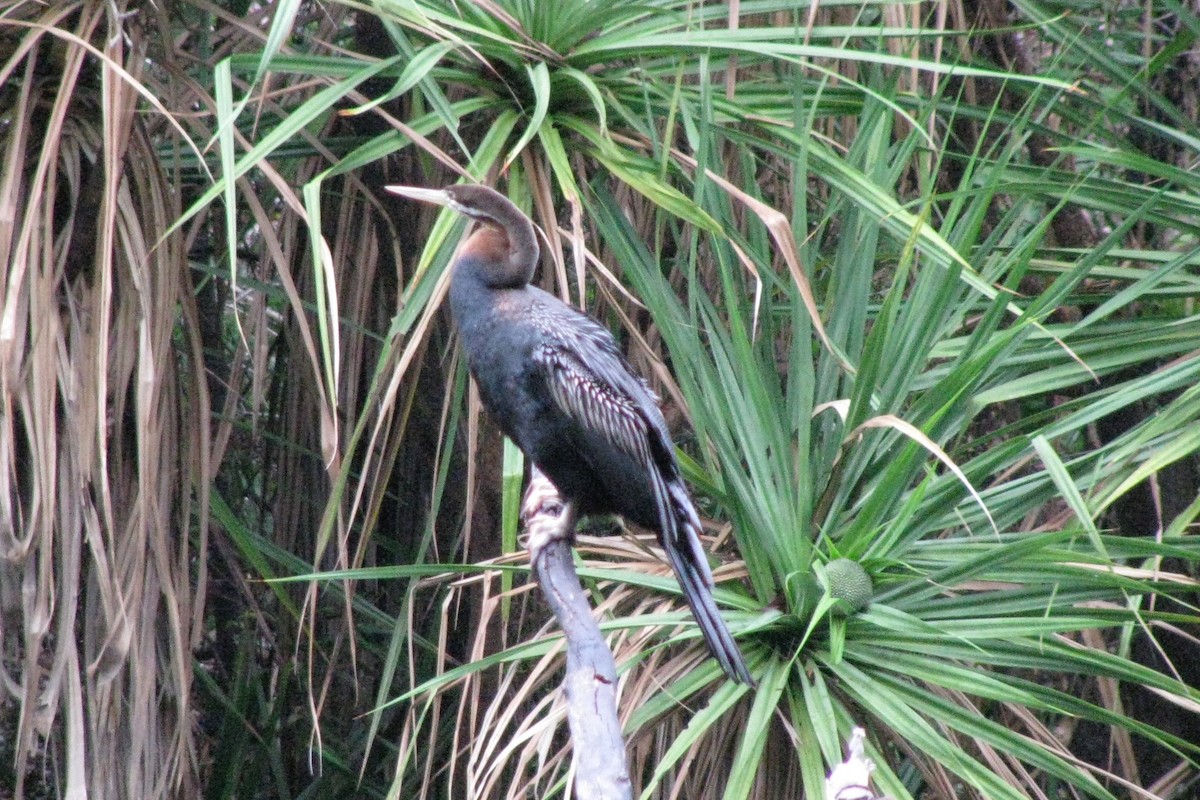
[521,467,576,561]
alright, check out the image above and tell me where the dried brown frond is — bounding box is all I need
[390,530,756,798]
[0,3,207,797]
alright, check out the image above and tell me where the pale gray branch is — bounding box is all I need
[522,467,632,800]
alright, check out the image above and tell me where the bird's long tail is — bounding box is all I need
[660,480,754,685]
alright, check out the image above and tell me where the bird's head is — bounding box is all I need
[386,183,540,288]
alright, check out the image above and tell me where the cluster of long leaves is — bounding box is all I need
[238,3,1200,799]
[84,0,1200,796]
[0,5,213,798]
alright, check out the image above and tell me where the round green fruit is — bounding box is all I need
[824,558,873,613]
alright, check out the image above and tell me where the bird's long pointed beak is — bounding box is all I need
[385,185,452,206]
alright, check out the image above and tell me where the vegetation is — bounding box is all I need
[1,0,1198,798]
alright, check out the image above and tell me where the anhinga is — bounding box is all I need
[387,183,753,685]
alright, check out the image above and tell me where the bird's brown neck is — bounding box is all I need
[458,216,539,289]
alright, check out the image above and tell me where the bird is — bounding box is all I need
[386,183,753,685]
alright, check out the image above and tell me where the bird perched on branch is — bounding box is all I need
[387,183,753,685]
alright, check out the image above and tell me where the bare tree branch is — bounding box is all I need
[522,467,632,800]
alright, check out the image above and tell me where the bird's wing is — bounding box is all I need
[528,303,679,481]
[527,296,670,436]
[534,343,673,482]
[530,314,705,575]
[529,300,754,684]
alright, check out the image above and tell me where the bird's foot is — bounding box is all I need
[521,467,577,562]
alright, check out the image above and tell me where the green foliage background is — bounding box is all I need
[1,0,1198,798]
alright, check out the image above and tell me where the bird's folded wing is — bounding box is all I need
[533,342,677,535]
